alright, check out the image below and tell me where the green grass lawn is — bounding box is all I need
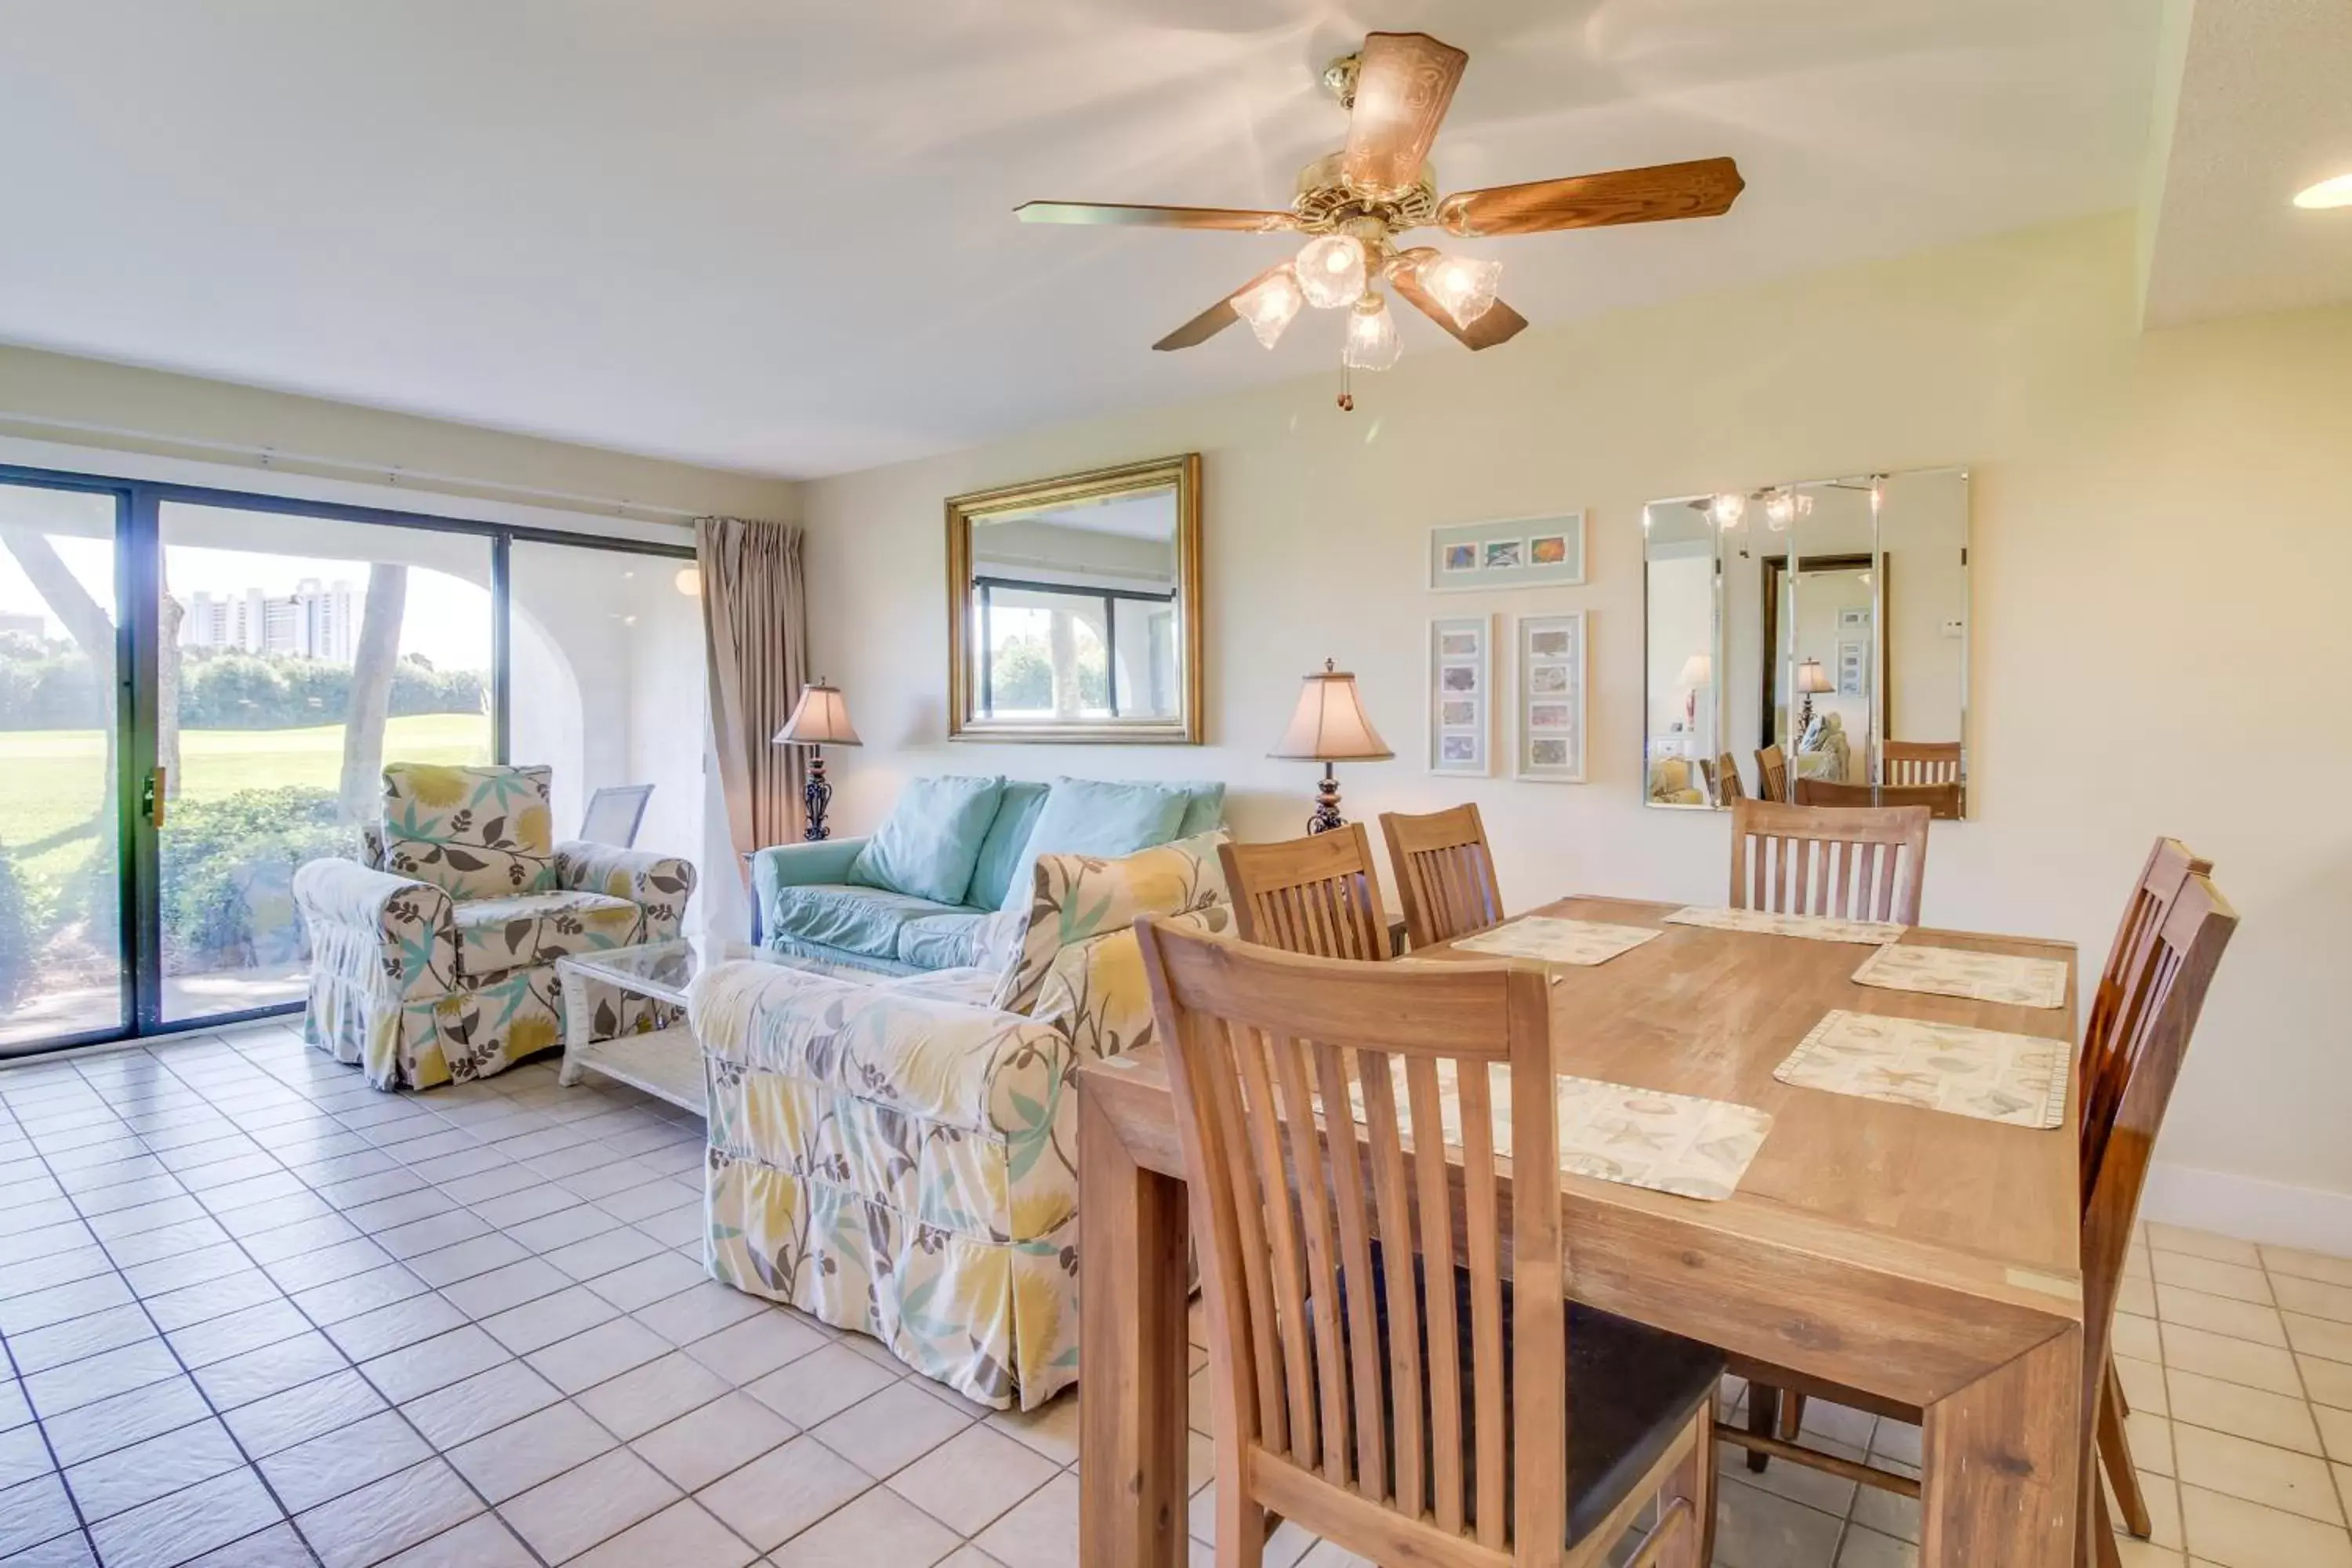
[0,712,489,885]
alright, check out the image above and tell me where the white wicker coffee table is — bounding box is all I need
[554,939,866,1114]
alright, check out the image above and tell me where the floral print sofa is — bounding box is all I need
[687,828,1229,1410]
[293,762,695,1091]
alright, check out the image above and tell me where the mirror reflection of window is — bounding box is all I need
[967,485,1180,723]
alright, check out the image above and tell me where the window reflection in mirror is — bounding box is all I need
[946,455,1201,743]
[1644,468,1969,815]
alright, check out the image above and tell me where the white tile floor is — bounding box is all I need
[0,1025,2343,1567]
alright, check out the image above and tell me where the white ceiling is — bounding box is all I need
[0,1,2164,478]
[2139,0,2352,327]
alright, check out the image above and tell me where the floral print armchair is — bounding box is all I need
[691,828,1229,1410]
[294,763,695,1091]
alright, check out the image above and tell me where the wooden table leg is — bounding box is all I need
[1078,1089,1190,1568]
[1920,1324,2084,1568]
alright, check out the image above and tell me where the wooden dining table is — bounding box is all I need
[1076,894,2085,1567]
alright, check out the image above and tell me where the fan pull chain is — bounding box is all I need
[1337,357,1355,412]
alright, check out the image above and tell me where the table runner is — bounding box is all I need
[1851,943,2069,1009]
[1450,916,1662,966]
[1352,1058,1772,1201]
[1775,1008,2070,1128]
[1664,906,1905,945]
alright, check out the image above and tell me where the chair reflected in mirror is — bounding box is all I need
[1794,777,1962,822]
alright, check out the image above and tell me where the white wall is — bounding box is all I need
[801,213,2352,1240]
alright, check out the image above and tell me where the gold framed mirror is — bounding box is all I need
[946,453,1203,744]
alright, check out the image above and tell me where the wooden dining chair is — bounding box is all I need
[1380,804,1504,950]
[1726,844,2238,1568]
[1883,739,1963,787]
[1728,798,1931,927]
[1793,776,1963,821]
[1134,917,1722,1568]
[1220,826,1391,961]
[1714,752,1746,804]
[1754,744,1789,803]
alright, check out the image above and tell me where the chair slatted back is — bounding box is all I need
[1715,752,1747,804]
[1729,799,1930,926]
[1755,744,1790,804]
[1381,805,1504,951]
[1220,826,1390,961]
[1883,740,1962,787]
[1136,918,1565,1565]
[2080,839,2216,1203]
[2075,866,2236,1483]
[1794,777,1963,821]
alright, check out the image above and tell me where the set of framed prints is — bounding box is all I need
[1426,609,1586,782]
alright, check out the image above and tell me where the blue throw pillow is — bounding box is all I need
[850,775,1005,906]
[965,779,1052,911]
[1000,777,1191,913]
[1164,780,1227,837]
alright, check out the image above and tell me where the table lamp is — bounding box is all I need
[1677,652,1711,729]
[772,680,861,841]
[1795,657,1834,732]
[1269,659,1393,834]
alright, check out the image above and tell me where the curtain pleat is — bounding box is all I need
[697,517,808,924]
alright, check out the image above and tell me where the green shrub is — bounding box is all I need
[0,840,31,1011]
[160,786,354,972]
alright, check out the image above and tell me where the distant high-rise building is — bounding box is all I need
[178,579,359,661]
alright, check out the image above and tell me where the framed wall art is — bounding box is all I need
[1514,611,1587,782]
[1427,615,1493,775]
[1429,510,1587,591]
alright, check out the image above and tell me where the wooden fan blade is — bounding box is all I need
[1341,32,1468,198]
[1436,157,1745,238]
[1152,264,1290,352]
[1016,201,1298,232]
[1390,260,1528,350]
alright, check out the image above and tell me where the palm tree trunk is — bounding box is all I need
[339,564,408,824]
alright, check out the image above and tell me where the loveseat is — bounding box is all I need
[294,762,695,1090]
[690,827,1229,1410]
[748,774,1222,975]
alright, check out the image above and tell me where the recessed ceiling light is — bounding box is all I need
[2292,173,2352,209]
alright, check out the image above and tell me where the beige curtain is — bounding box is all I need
[698,517,808,926]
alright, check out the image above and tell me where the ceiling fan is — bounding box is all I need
[1017,31,1744,405]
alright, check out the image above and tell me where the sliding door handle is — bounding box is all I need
[143,767,167,829]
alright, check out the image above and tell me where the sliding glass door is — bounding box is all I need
[0,480,128,1052]
[157,501,495,1022]
[0,460,699,1058]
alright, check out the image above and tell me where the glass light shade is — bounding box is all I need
[773,682,862,746]
[1294,234,1367,309]
[1795,659,1835,695]
[671,564,702,597]
[1710,492,1746,530]
[2292,172,2352,209]
[1419,252,1502,328]
[1232,266,1305,348]
[1269,660,1394,760]
[1763,490,1795,530]
[1342,293,1401,371]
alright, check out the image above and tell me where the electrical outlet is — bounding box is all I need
[1940,619,1965,639]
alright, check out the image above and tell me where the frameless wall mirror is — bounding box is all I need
[946,453,1203,743]
[1642,466,1969,816]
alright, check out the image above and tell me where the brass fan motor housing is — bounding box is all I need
[1290,151,1439,233]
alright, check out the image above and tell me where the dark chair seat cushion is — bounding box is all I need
[1322,1243,1723,1545]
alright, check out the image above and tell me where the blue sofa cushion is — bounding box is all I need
[1164,780,1227,837]
[999,778,1192,913]
[767,882,965,963]
[895,911,991,971]
[965,780,1052,913]
[849,775,1004,905]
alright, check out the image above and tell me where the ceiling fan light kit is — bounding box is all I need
[1017,31,1744,410]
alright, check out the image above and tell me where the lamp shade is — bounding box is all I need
[1795,659,1835,696]
[1269,660,1394,761]
[774,682,862,746]
[1678,653,1712,688]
